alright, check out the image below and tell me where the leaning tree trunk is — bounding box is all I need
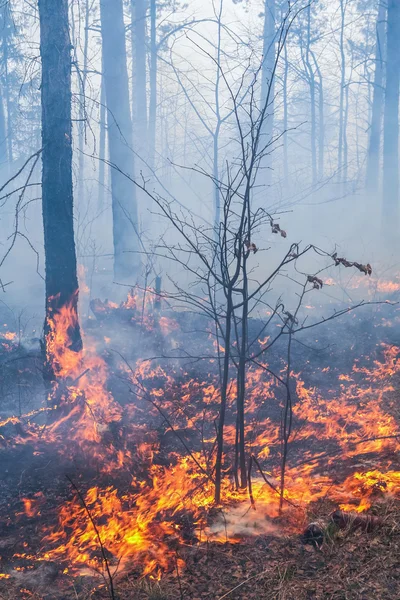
[100,0,140,282]
[38,0,82,375]
[366,1,387,194]
[382,0,400,240]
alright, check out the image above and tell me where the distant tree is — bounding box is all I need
[382,0,400,239]
[100,0,140,282]
[366,1,386,194]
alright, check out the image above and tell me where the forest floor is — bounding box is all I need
[1,304,400,599]
[1,497,399,599]
[120,499,400,600]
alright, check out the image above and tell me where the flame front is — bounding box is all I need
[6,293,400,579]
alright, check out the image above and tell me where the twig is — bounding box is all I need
[250,454,298,509]
[65,475,117,600]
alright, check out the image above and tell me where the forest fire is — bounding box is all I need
[1,292,400,593]
[2,0,400,596]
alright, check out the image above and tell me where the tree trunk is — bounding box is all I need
[215,297,233,504]
[305,6,317,187]
[100,0,140,281]
[38,0,82,369]
[366,1,386,193]
[0,86,7,167]
[98,70,106,209]
[148,0,157,171]
[236,262,248,489]
[77,0,90,204]
[259,0,276,189]
[337,0,346,181]
[382,0,400,236]
[132,0,147,155]
[1,4,13,164]
[282,39,289,184]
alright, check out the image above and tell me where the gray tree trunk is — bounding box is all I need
[259,0,276,190]
[100,0,140,281]
[98,70,106,209]
[77,0,90,204]
[148,0,157,171]
[131,0,147,156]
[382,0,400,235]
[1,5,13,164]
[0,87,7,167]
[366,1,386,193]
[38,0,82,366]
[337,0,346,182]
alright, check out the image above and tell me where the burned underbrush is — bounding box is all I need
[0,288,400,599]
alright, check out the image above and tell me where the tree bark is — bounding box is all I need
[77,0,90,204]
[259,0,276,189]
[98,70,106,209]
[337,0,346,182]
[1,4,13,164]
[132,0,147,155]
[366,1,386,193]
[100,0,140,281]
[0,86,7,168]
[148,0,157,171]
[38,0,82,367]
[215,297,233,504]
[304,5,317,187]
[382,0,400,236]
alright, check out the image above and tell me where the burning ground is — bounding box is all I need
[1,285,400,599]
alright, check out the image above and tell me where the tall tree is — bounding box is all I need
[382,0,400,236]
[0,3,14,164]
[259,0,276,189]
[100,0,140,281]
[131,0,148,156]
[366,1,386,193]
[38,0,82,363]
[337,0,348,182]
[148,0,157,171]
[0,87,7,167]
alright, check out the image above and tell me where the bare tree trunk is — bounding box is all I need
[282,39,289,184]
[305,6,317,187]
[148,0,157,171]
[309,48,324,182]
[259,0,276,189]
[0,86,7,167]
[132,0,147,155]
[236,262,248,489]
[38,0,82,370]
[382,0,400,237]
[343,78,349,184]
[215,297,233,504]
[337,0,346,181]
[77,0,90,204]
[100,0,140,281]
[1,4,13,164]
[98,70,106,209]
[366,1,386,193]
[213,4,223,229]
